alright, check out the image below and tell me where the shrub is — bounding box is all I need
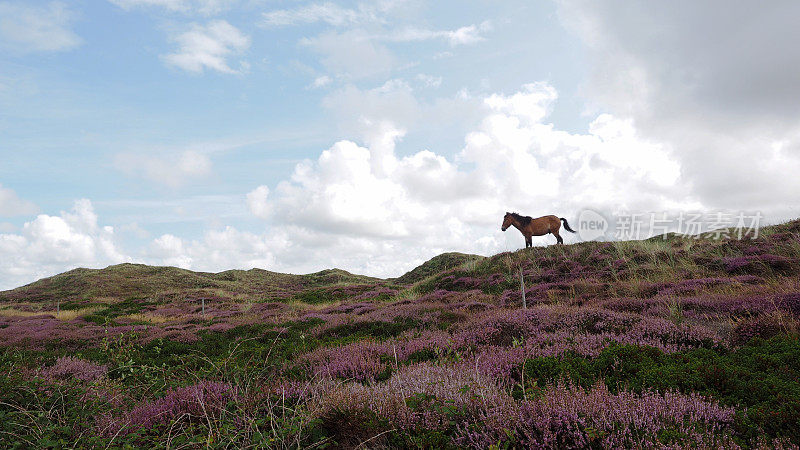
[516,335,800,443]
[458,381,738,449]
[730,313,793,346]
[41,356,108,382]
[316,318,419,340]
[99,380,238,436]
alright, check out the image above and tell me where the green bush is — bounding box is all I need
[516,335,800,444]
[318,318,419,340]
[82,298,154,325]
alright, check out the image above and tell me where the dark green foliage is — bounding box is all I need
[293,287,342,304]
[399,392,471,449]
[393,252,484,285]
[139,320,322,372]
[730,314,788,346]
[313,407,392,449]
[0,263,379,305]
[437,310,465,330]
[0,351,103,449]
[517,335,800,443]
[57,299,94,310]
[293,283,397,304]
[387,428,461,450]
[407,348,439,363]
[318,318,419,340]
[321,393,471,450]
[82,297,154,325]
[305,268,381,286]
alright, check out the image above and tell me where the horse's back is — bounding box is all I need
[524,214,558,235]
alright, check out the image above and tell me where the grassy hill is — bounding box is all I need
[391,251,484,285]
[1,219,799,448]
[0,263,381,304]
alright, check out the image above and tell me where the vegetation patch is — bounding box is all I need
[515,335,800,443]
[2,219,800,448]
[82,298,155,325]
[317,318,419,340]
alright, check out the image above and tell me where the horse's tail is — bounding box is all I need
[560,217,576,233]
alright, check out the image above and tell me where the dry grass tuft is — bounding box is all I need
[0,306,102,320]
[393,285,422,302]
[117,313,174,324]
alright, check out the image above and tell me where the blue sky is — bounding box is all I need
[2,0,584,231]
[2,0,800,289]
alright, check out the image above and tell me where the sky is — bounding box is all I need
[1,0,800,289]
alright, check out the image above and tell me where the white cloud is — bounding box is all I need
[0,85,700,288]
[300,22,490,78]
[446,21,491,45]
[162,20,250,74]
[557,0,800,213]
[0,184,38,217]
[114,150,212,187]
[388,21,491,46]
[117,222,150,239]
[0,200,129,290]
[262,1,489,46]
[150,233,192,268]
[308,75,332,89]
[246,185,271,219]
[300,30,399,78]
[320,79,482,146]
[262,2,361,27]
[484,82,557,124]
[415,74,442,88]
[148,227,278,271]
[279,0,486,80]
[301,30,397,79]
[322,79,417,135]
[0,1,81,53]
[240,82,689,277]
[261,0,403,27]
[109,0,233,15]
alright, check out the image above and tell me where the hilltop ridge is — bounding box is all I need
[0,262,380,303]
[0,219,799,447]
[2,219,799,305]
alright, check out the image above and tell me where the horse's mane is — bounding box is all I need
[510,212,532,225]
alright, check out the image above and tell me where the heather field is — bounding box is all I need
[1,222,800,449]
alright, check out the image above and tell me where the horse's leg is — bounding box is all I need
[526,235,532,248]
[551,217,564,244]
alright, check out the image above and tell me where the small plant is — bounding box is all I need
[665,298,685,325]
[41,356,108,382]
[394,284,421,302]
[101,328,142,369]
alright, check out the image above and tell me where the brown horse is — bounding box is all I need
[501,212,576,247]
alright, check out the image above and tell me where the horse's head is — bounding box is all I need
[501,212,513,231]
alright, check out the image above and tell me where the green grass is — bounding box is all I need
[317,318,420,340]
[0,263,381,305]
[81,297,155,325]
[516,335,800,444]
[392,252,484,285]
[1,219,799,448]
